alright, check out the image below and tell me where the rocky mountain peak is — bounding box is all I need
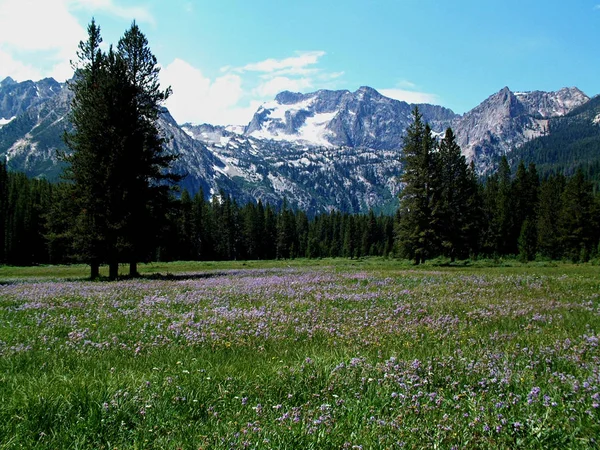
[274,90,311,105]
[1,76,595,214]
[452,85,590,171]
[246,86,457,149]
[355,86,382,98]
[1,76,17,88]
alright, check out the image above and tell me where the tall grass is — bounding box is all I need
[1,261,599,448]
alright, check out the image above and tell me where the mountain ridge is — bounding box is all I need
[0,76,593,213]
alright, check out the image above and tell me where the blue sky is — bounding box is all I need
[0,0,599,125]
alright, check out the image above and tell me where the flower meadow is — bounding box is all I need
[1,262,599,449]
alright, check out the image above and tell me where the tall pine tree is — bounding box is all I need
[63,20,177,279]
[396,107,437,264]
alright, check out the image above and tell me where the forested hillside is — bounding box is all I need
[508,95,600,189]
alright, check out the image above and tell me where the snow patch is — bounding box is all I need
[593,113,600,125]
[225,125,245,135]
[249,110,336,147]
[181,127,194,138]
[0,116,16,127]
[259,96,315,121]
[296,112,336,146]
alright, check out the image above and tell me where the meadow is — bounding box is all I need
[0,259,599,449]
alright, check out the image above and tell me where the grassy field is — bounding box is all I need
[1,259,599,448]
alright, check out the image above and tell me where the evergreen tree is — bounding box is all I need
[463,161,484,258]
[191,189,212,260]
[295,210,309,257]
[45,182,75,264]
[342,214,357,258]
[537,174,565,259]
[361,209,379,256]
[496,156,514,255]
[276,199,295,259]
[177,189,193,260]
[396,107,437,264]
[117,22,178,276]
[63,20,176,278]
[512,161,539,255]
[559,169,595,261]
[263,204,277,260]
[0,160,7,262]
[518,217,538,262]
[433,128,473,261]
[62,19,110,278]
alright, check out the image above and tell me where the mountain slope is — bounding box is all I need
[452,86,589,172]
[507,94,600,182]
[0,77,63,126]
[246,86,458,149]
[0,77,595,214]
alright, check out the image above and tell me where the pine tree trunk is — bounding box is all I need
[109,261,119,280]
[129,261,138,277]
[90,261,100,279]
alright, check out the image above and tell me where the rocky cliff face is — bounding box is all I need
[246,86,458,149]
[0,77,593,213]
[452,86,589,172]
[0,77,63,122]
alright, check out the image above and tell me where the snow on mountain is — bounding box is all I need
[0,116,15,128]
[246,87,458,149]
[0,76,594,213]
[0,77,63,121]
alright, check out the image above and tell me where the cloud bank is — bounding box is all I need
[163,50,342,126]
[0,0,153,82]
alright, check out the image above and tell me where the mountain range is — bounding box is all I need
[0,76,596,214]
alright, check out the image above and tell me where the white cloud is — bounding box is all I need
[379,88,440,105]
[161,58,254,126]
[0,0,86,53]
[160,50,344,125]
[0,49,43,81]
[0,0,154,82]
[255,76,313,98]
[395,79,417,89]
[239,51,326,74]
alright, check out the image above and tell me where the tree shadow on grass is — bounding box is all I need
[139,271,230,281]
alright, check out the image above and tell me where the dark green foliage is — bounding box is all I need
[558,169,596,262]
[0,160,6,261]
[3,98,600,265]
[509,95,600,189]
[495,156,514,255]
[396,108,437,264]
[60,20,177,278]
[536,174,565,259]
[0,162,54,265]
[518,217,537,262]
[433,128,481,261]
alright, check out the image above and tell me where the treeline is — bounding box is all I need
[395,109,600,264]
[160,192,395,261]
[0,163,55,265]
[0,163,395,264]
[2,154,599,266]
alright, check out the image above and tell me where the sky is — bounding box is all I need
[1,0,599,126]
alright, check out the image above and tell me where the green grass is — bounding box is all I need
[1,259,599,448]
